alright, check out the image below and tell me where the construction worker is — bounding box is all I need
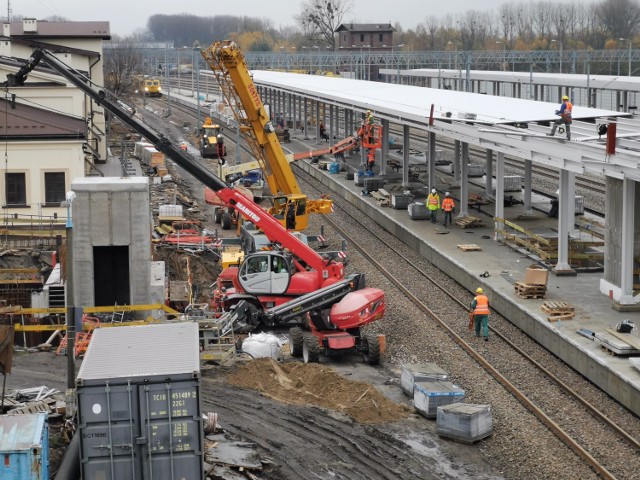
[180,142,188,151]
[471,287,490,341]
[366,110,374,125]
[426,188,440,224]
[547,95,572,140]
[441,192,455,227]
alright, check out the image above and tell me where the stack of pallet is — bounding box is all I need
[514,281,546,298]
[455,216,484,228]
[541,301,575,322]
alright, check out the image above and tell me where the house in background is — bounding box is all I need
[0,18,110,221]
[334,23,397,80]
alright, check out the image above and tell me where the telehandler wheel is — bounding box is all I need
[362,334,380,365]
[289,327,304,357]
[221,212,232,230]
[214,209,222,224]
[302,335,320,363]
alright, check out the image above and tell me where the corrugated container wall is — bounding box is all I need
[76,323,203,480]
[0,413,49,480]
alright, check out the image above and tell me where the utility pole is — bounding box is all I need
[64,191,76,389]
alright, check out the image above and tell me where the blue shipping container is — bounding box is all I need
[0,412,49,480]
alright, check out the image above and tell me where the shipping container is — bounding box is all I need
[400,363,448,396]
[76,323,203,480]
[0,412,49,480]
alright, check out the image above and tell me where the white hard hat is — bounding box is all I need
[431,188,436,193]
[445,192,450,196]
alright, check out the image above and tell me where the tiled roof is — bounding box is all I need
[0,98,87,140]
[10,21,110,39]
[335,23,396,33]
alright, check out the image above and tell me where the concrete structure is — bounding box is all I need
[70,177,152,312]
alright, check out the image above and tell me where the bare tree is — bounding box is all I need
[596,0,640,39]
[296,0,352,50]
[103,40,143,99]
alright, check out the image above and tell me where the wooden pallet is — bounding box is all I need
[457,244,482,251]
[370,190,390,207]
[541,301,575,321]
[455,216,484,228]
[514,281,546,299]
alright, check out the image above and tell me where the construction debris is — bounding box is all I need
[457,244,482,251]
[455,216,484,228]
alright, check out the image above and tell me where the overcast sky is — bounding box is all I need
[16,0,581,37]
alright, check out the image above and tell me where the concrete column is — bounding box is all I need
[485,149,493,196]
[619,178,636,304]
[333,105,339,139]
[329,105,335,143]
[459,144,469,218]
[554,169,573,272]
[315,100,320,141]
[461,142,469,181]
[428,132,436,193]
[304,97,309,139]
[381,118,389,176]
[453,140,461,186]
[402,125,410,188]
[494,152,505,241]
[523,159,533,215]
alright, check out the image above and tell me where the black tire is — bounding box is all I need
[302,335,320,363]
[362,334,380,365]
[289,327,304,357]
[221,212,232,230]
[213,209,222,224]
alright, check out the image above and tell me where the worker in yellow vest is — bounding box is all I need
[441,192,455,227]
[426,188,440,224]
[471,287,490,341]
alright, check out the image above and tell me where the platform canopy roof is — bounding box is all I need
[252,70,625,126]
[248,70,640,181]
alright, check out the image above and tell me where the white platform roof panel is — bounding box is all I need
[252,71,624,125]
[392,68,640,92]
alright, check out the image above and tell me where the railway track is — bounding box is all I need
[296,169,640,480]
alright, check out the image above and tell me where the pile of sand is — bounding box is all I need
[228,358,410,424]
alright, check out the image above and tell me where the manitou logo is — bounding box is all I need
[235,202,261,223]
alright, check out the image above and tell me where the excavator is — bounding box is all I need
[5,48,385,364]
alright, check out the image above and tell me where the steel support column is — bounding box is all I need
[453,140,461,187]
[459,143,469,218]
[381,118,389,176]
[428,131,437,193]
[554,169,574,272]
[523,160,533,215]
[494,152,505,241]
[402,125,410,188]
[485,149,493,196]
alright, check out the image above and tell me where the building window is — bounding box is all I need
[5,173,26,206]
[360,34,364,42]
[379,33,383,42]
[44,172,66,206]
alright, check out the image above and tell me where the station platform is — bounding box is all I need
[287,134,640,417]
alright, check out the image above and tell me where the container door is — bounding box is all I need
[78,384,143,480]
[138,381,203,480]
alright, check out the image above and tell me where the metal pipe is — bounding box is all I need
[55,432,81,479]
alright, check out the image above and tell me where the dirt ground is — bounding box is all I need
[5,349,502,479]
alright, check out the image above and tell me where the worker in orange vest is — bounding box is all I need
[441,192,455,227]
[547,95,572,140]
[471,287,490,341]
[426,188,440,224]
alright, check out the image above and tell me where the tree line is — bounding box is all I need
[116,0,638,53]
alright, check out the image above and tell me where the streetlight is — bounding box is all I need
[496,41,506,71]
[447,41,458,70]
[551,39,563,73]
[63,190,76,389]
[193,41,201,128]
[620,37,633,76]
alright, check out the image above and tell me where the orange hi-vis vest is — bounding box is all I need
[474,295,490,315]
[442,197,455,212]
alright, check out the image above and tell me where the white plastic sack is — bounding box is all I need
[242,332,282,359]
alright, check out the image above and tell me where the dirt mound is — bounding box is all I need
[228,358,410,424]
